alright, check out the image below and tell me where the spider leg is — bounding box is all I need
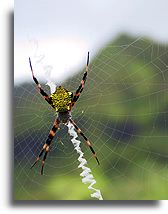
[71,52,89,107]
[30,145,45,168]
[31,118,60,175]
[29,58,54,108]
[69,118,100,165]
[41,146,49,175]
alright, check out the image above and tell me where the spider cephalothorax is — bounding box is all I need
[29,52,99,175]
[50,86,73,112]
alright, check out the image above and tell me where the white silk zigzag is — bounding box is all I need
[67,121,103,200]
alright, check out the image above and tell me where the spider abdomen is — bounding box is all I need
[50,86,72,112]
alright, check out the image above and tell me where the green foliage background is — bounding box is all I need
[14,34,168,200]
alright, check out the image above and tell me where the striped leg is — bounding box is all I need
[71,52,89,107]
[31,118,60,175]
[69,118,100,165]
[29,58,54,108]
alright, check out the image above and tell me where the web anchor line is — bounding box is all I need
[67,121,103,200]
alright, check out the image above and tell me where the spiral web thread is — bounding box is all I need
[14,37,168,200]
[66,121,103,200]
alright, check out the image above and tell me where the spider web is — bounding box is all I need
[14,35,168,200]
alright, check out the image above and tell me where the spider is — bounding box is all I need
[29,52,99,175]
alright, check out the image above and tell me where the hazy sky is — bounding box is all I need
[15,0,168,85]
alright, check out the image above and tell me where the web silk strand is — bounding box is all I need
[67,121,103,200]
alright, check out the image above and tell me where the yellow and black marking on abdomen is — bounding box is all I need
[50,86,73,112]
